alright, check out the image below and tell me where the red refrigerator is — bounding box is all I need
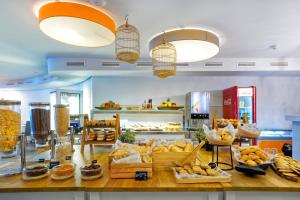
[223,86,256,124]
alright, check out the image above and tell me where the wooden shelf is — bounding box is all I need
[92,109,184,115]
[81,114,120,153]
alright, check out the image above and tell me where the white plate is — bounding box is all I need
[232,147,275,166]
[81,170,103,180]
[50,172,74,180]
[22,171,49,181]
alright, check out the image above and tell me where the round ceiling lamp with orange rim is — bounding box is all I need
[149,28,220,63]
[36,1,116,47]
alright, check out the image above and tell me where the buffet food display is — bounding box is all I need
[30,102,50,145]
[1,98,300,189]
[0,100,21,155]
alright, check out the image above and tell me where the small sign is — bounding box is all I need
[49,161,60,169]
[135,171,148,181]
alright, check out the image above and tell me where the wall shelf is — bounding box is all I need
[91,108,184,115]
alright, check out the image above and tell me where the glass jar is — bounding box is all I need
[0,100,21,157]
[29,102,50,146]
[54,104,70,137]
[55,136,72,164]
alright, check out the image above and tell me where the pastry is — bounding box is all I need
[175,167,183,172]
[184,143,193,152]
[246,159,258,167]
[175,158,222,177]
[274,155,300,178]
[175,140,187,148]
[206,168,220,176]
[174,161,184,167]
[179,169,188,175]
[192,166,202,174]
[239,146,270,166]
[153,146,169,153]
[171,146,184,152]
[142,154,152,163]
[113,149,131,160]
[183,165,191,171]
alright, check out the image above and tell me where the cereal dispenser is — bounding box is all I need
[54,104,70,137]
[29,102,50,147]
[53,104,74,163]
[0,100,21,158]
[0,100,26,177]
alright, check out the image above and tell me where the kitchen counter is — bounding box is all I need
[0,146,299,200]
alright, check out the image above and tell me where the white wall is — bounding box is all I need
[91,76,300,130]
[82,78,93,116]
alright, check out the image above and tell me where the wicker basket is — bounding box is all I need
[206,135,235,146]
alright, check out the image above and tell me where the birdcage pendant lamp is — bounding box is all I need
[115,17,140,63]
[152,39,177,78]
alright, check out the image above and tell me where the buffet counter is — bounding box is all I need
[0,146,299,200]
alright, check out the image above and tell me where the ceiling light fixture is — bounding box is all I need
[115,16,140,64]
[149,28,219,63]
[36,1,116,47]
[152,38,177,78]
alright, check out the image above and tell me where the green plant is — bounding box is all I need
[118,131,136,144]
[194,127,206,142]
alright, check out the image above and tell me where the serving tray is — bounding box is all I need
[172,167,231,183]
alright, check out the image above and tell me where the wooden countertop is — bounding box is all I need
[0,146,299,193]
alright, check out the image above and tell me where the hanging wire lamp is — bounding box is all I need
[115,15,140,64]
[152,37,177,78]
